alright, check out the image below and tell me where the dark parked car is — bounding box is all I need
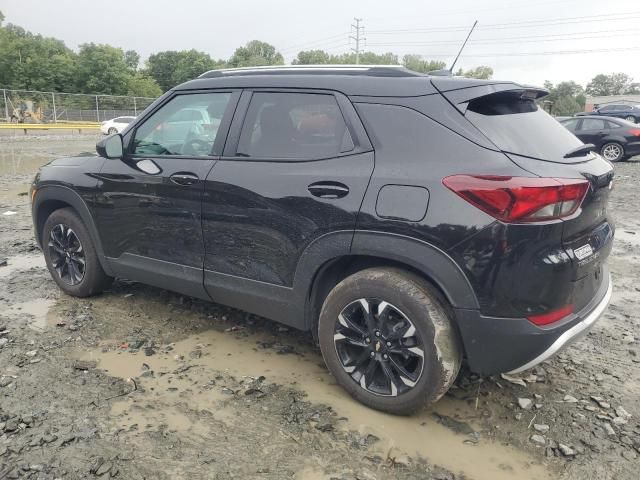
[30,66,614,414]
[576,104,640,123]
[560,116,640,162]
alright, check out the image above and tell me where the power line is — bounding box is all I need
[391,46,640,58]
[349,18,365,64]
[367,11,640,34]
[279,32,350,54]
[365,30,639,47]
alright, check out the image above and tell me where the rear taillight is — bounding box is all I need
[442,175,589,223]
[527,304,574,326]
[628,128,640,136]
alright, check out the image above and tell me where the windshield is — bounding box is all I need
[465,91,584,163]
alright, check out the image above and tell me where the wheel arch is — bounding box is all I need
[33,185,114,276]
[301,230,479,336]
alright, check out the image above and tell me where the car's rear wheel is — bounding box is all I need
[318,267,461,415]
[601,142,625,162]
[108,127,118,134]
[43,208,113,297]
[624,115,636,123]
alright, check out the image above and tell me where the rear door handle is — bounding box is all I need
[308,181,349,199]
[170,172,199,186]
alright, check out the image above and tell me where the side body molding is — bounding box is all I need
[32,184,114,277]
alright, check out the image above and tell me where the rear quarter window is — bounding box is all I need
[465,91,583,162]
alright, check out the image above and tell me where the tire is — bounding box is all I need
[624,115,636,123]
[42,208,113,297]
[318,267,462,415]
[601,142,625,162]
[108,127,118,134]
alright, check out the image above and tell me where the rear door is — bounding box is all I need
[577,118,608,146]
[201,90,374,320]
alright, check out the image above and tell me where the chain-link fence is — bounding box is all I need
[0,88,157,124]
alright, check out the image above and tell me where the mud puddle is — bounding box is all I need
[80,329,549,480]
[0,254,45,278]
[3,298,57,330]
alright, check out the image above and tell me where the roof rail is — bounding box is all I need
[198,64,420,79]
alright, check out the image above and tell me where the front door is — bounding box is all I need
[201,90,374,324]
[94,90,237,298]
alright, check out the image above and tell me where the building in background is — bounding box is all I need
[585,95,640,112]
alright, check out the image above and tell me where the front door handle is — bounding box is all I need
[308,181,349,199]
[170,172,199,186]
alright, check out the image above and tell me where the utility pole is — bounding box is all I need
[350,18,365,64]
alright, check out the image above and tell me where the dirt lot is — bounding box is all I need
[0,134,638,480]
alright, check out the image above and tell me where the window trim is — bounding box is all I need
[222,88,372,162]
[124,89,241,160]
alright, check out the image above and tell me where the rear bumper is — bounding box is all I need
[455,268,611,375]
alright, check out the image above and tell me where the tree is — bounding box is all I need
[542,80,586,115]
[586,73,639,96]
[293,50,331,65]
[127,73,162,97]
[145,50,224,91]
[75,43,131,95]
[402,55,445,73]
[124,50,140,72]
[228,40,284,68]
[0,23,78,91]
[461,66,493,80]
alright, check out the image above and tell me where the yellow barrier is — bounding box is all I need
[0,123,100,130]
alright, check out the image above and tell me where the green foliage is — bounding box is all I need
[228,40,284,68]
[292,50,332,65]
[461,66,493,79]
[75,43,131,95]
[145,50,225,91]
[127,73,162,97]
[586,73,640,96]
[402,55,445,73]
[542,80,586,116]
[124,50,140,72]
[0,24,77,91]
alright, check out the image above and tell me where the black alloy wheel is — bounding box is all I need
[333,298,424,397]
[47,223,86,286]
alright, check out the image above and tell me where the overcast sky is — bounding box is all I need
[3,0,640,87]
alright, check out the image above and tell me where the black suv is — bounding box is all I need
[31,66,614,414]
[576,103,640,123]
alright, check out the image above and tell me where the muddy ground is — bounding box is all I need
[0,133,638,480]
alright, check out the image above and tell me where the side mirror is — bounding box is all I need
[96,134,123,159]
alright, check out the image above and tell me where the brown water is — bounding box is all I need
[0,254,46,278]
[80,329,550,480]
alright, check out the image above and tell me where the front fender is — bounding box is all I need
[32,185,114,276]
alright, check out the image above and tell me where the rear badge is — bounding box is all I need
[574,244,594,260]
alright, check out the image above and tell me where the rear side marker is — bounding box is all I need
[443,175,590,223]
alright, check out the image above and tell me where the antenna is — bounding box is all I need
[449,20,478,73]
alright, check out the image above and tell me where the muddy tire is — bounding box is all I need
[42,207,113,297]
[318,267,462,415]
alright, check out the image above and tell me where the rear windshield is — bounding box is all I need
[465,91,584,162]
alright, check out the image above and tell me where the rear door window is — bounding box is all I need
[236,92,354,159]
[464,91,583,162]
[580,119,606,131]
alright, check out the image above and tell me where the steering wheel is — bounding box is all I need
[182,139,212,156]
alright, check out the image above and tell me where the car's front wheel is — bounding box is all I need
[108,127,118,134]
[42,208,113,297]
[318,267,461,415]
[624,115,636,123]
[601,142,625,162]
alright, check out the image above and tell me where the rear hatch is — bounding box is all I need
[435,81,614,314]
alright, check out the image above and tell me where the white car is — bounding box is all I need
[100,116,136,135]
